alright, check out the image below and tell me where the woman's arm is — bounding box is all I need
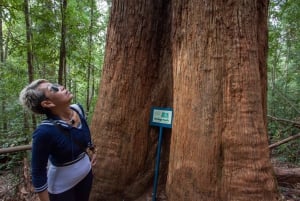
[38,190,50,201]
[31,127,51,198]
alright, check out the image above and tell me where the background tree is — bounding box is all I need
[23,0,33,83]
[0,5,7,133]
[90,0,279,201]
[58,0,67,85]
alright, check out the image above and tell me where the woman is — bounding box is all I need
[19,79,96,201]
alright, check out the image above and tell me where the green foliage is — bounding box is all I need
[268,0,300,164]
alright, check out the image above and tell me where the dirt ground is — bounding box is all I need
[0,161,299,201]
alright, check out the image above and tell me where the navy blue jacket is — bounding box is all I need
[31,104,92,192]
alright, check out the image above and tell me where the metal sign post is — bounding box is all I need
[150,107,173,201]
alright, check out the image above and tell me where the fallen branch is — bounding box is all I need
[274,167,300,187]
[268,115,300,128]
[269,133,300,149]
[0,145,32,154]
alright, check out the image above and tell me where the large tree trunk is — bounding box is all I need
[90,0,279,201]
[167,1,278,201]
[90,1,172,200]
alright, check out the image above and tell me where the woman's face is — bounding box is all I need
[39,82,73,108]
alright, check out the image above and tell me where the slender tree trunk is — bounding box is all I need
[167,0,278,201]
[59,0,67,85]
[21,1,35,197]
[23,0,36,132]
[0,8,7,132]
[0,8,3,62]
[86,0,95,113]
[24,0,34,83]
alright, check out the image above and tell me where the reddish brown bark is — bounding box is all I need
[90,1,172,200]
[167,1,278,201]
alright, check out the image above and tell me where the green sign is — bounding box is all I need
[150,107,173,128]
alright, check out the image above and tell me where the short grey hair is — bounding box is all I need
[19,79,49,114]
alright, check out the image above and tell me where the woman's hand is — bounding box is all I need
[87,146,97,167]
[90,152,97,167]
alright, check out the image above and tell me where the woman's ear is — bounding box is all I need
[41,99,55,109]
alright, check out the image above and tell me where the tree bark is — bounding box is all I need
[167,1,278,201]
[90,1,172,200]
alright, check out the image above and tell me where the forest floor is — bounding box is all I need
[0,160,299,201]
[272,159,300,201]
